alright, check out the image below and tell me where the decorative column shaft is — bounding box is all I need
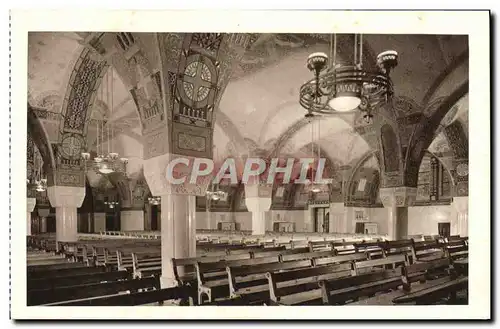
[159,193,196,288]
[120,209,145,231]
[26,198,36,236]
[379,187,417,240]
[245,184,272,236]
[47,186,85,245]
[452,196,469,237]
[143,153,211,289]
[37,208,50,234]
[330,202,347,233]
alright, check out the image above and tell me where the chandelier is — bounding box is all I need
[299,34,398,122]
[206,183,228,201]
[81,68,128,175]
[104,201,119,209]
[148,196,161,205]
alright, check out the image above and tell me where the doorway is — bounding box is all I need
[314,207,330,233]
[438,222,451,238]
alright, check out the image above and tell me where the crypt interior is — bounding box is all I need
[25,32,470,306]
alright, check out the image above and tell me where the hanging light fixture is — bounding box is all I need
[148,196,161,205]
[104,200,119,209]
[81,68,128,176]
[300,34,398,120]
[206,183,228,201]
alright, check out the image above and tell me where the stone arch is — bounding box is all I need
[28,104,57,184]
[404,82,469,187]
[57,47,109,151]
[345,150,379,201]
[380,124,401,173]
[424,149,456,188]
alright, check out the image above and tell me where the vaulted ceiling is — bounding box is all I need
[27,33,469,181]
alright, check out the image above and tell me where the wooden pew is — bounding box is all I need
[27,275,159,305]
[392,276,468,305]
[353,240,384,259]
[28,264,106,280]
[48,285,190,306]
[312,252,367,267]
[227,259,313,304]
[380,239,414,264]
[280,250,337,263]
[319,268,402,305]
[27,270,130,291]
[353,254,408,275]
[196,256,280,304]
[411,239,445,262]
[266,262,353,305]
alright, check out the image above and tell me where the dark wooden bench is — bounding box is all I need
[354,241,384,259]
[352,254,408,275]
[27,264,106,280]
[196,256,280,304]
[132,251,162,278]
[266,262,353,305]
[48,285,189,306]
[380,239,414,263]
[27,275,159,305]
[27,269,130,291]
[392,276,468,305]
[280,250,337,262]
[319,268,402,305]
[227,259,313,304]
[312,252,367,267]
[411,239,445,262]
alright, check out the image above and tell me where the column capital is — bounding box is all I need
[37,208,50,217]
[47,185,85,208]
[452,196,468,213]
[27,198,36,212]
[143,153,211,197]
[244,183,273,199]
[379,186,417,208]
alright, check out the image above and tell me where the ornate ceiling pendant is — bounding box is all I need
[148,196,161,206]
[299,34,398,123]
[81,68,128,176]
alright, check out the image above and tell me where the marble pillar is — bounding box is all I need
[94,212,106,233]
[159,193,196,288]
[379,187,417,240]
[452,196,469,237]
[26,198,36,236]
[330,202,347,233]
[47,186,85,244]
[37,208,50,233]
[143,153,210,289]
[120,209,145,231]
[245,184,272,236]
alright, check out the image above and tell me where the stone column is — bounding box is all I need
[330,202,347,233]
[94,212,106,232]
[120,209,145,231]
[452,196,469,237]
[244,184,272,236]
[159,193,196,287]
[143,153,210,289]
[47,186,85,244]
[37,208,50,233]
[379,187,416,240]
[26,198,36,236]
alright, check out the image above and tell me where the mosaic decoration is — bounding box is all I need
[62,49,108,133]
[444,121,468,159]
[380,124,400,173]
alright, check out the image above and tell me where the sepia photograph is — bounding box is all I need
[9,9,490,320]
